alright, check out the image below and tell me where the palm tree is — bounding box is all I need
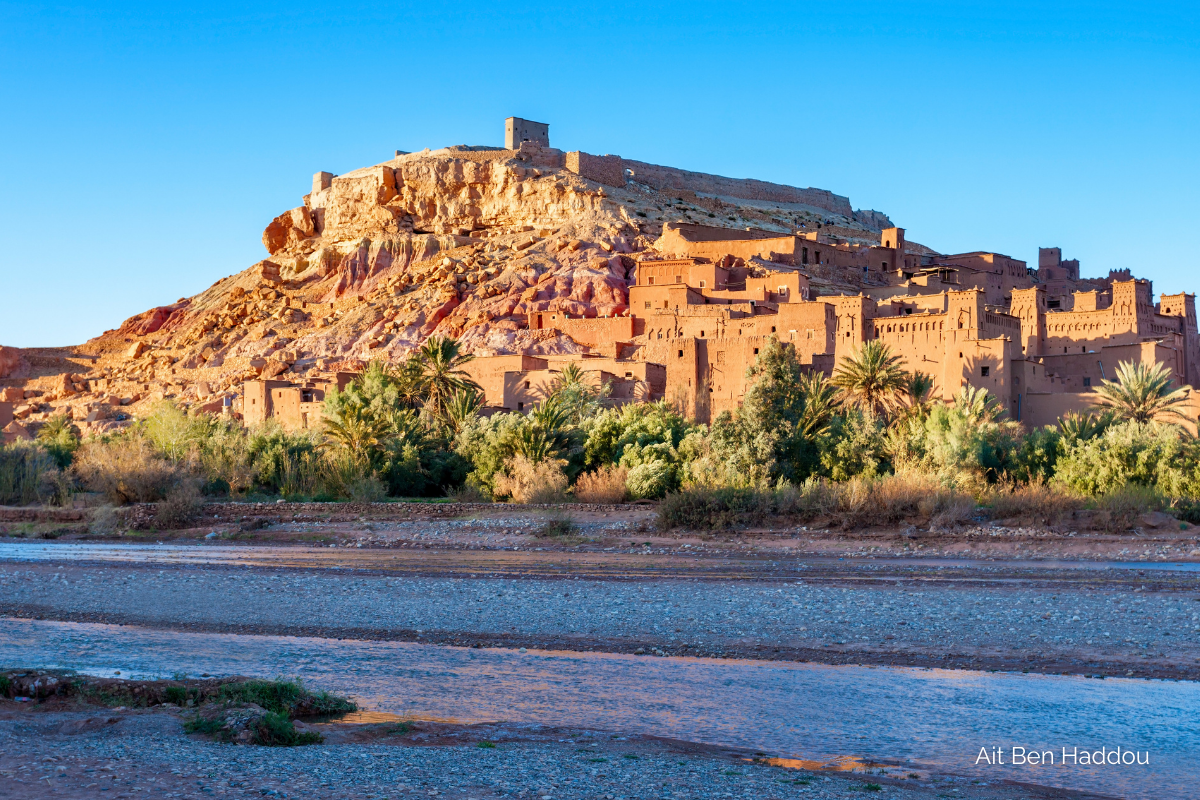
[1058,409,1117,442]
[441,387,484,436]
[550,362,607,423]
[321,401,392,464]
[831,340,909,417]
[953,385,1004,424]
[796,372,840,437]
[906,371,935,409]
[1093,360,1191,424]
[414,336,480,417]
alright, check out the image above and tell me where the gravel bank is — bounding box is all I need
[3,559,1198,679]
[0,702,1102,800]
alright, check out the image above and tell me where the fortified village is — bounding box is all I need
[1,117,1197,440]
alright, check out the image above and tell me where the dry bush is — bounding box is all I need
[986,483,1081,527]
[573,465,628,504]
[493,455,569,504]
[1091,485,1165,532]
[447,482,491,503]
[840,473,941,529]
[925,493,978,531]
[155,481,203,529]
[89,505,120,535]
[72,436,190,504]
[774,480,840,519]
[658,473,975,532]
[346,476,387,503]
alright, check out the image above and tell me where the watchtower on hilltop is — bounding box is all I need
[505,117,549,150]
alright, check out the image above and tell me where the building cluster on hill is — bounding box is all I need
[244,219,1198,432]
[238,117,1198,433]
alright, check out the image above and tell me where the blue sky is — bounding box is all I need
[1,1,1197,347]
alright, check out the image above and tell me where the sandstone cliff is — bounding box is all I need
[0,142,900,434]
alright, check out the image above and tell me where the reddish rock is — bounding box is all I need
[117,301,189,336]
[0,346,25,379]
[2,420,32,443]
[262,207,315,254]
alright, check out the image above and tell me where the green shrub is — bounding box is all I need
[254,711,323,746]
[216,679,355,716]
[1054,421,1197,497]
[626,460,673,499]
[36,415,81,469]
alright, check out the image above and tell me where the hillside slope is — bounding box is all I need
[0,142,905,434]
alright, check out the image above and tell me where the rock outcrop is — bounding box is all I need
[0,346,25,379]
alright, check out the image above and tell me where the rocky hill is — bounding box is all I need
[0,139,904,436]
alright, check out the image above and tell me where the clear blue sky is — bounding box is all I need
[2,1,1197,347]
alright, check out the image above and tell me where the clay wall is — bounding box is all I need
[500,363,663,411]
[745,271,810,303]
[658,336,826,423]
[564,151,625,188]
[620,160,854,216]
[947,338,1014,407]
[658,226,801,264]
[528,314,635,348]
[628,284,705,314]
[242,379,330,432]
[826,295,876,363]
[461,355,549,407]
[635,259,730,290]
[1018,390,1100,429]
[503,370,556,411]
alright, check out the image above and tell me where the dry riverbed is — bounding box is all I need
[0,694,1109,800]
[2,502,1197,799]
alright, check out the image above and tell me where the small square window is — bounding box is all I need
[648,276,654,285]
[678,350,684,358]
[1083,376,1091,387]
[699,280,707,288]
[517,402,524,411]
[644,302,651,309]
[524,381,531,389]
[981,366,990,377]
[753,348,759,355]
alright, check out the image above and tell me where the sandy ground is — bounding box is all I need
[0,698,1112,800]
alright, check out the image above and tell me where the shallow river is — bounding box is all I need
[1,541,1196,576]
[1,618,1195,798]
